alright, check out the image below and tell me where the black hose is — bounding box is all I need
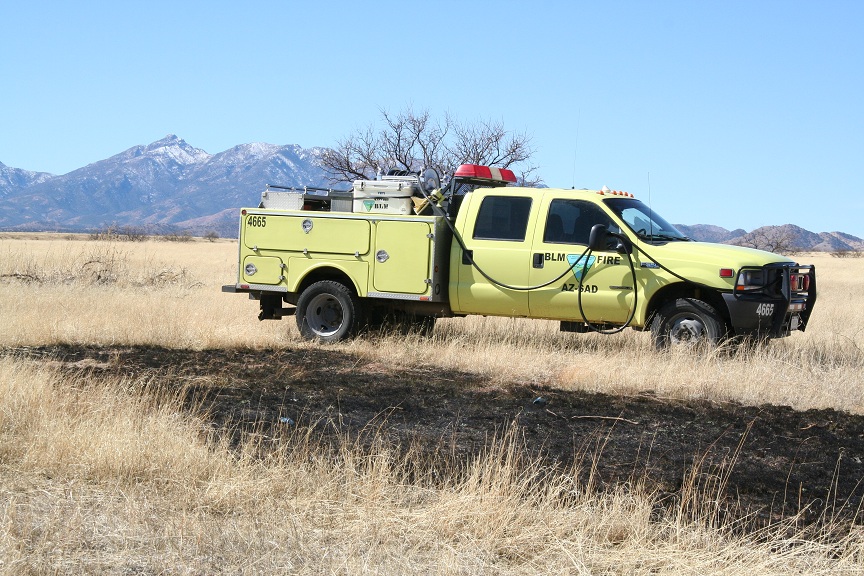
[576,239,639,334]
[419,186,700,335]
[425,189,642,331]
[430,189,594,291]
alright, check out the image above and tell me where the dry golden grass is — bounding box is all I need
[2,357,862,574]
[355,253,862,414]
[2,233,864,573]
[0,234,860,413]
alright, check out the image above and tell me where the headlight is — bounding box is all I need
[736,269,764,291]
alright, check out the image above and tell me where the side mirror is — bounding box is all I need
[589,224,633,254]
[588,224,609,251]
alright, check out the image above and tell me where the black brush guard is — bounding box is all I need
[722,263,817,338]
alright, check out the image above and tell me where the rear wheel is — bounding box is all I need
[296,280,360,342]
[651,298,726,349]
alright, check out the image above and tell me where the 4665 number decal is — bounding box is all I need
[246,215,267,228]
[756,303,775,317]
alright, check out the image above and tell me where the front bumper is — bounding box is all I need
[723,263,816,338]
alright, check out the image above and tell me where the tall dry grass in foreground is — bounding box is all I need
[2,356,862,574]
[1,234,861,413]
[2,234,864,573]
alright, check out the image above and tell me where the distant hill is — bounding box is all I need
[677,223,864,252]
[674,224,748,244]
[0,135,861,250]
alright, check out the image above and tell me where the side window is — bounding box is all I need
[473,196,533,241]
[543,199,619,245]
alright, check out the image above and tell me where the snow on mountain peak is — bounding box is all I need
[143,134,211,165]
[214,142,281,163]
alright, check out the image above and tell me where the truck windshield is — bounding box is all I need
[603,198,689,242]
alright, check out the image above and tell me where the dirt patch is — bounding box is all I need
[7,344,864,529]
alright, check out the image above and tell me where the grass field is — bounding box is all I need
[1,234,863,573]
[2,234,861,412]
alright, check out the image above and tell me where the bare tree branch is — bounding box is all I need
[319,107,540,186]
[318,126,383,182]
[733,227,798,254]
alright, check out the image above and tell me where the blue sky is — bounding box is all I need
[2,1,862,235]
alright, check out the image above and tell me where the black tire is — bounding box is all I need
[651,298,726,349]
[295,280,361,342]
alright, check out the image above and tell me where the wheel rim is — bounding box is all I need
[668,315,706,345]
[305,293,344,337]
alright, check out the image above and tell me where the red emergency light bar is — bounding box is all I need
[454,164,518,183]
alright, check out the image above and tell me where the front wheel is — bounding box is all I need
[295,280,361,342]
[651,298,727,349]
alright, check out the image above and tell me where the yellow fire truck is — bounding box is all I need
[223,164,816,348]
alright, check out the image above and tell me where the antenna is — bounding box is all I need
[648,171,654,237]
[571,109,581,189]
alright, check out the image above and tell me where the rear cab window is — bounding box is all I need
[473,196,533,241]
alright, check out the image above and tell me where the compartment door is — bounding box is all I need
[372,221,431,295]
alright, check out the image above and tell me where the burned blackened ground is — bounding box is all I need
[9,344,864,529]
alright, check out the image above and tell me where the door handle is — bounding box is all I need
[532,253,544,269]
[461,249,473,265]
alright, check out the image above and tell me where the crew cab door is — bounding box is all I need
[453,193,535,316]
[528,197,635,324]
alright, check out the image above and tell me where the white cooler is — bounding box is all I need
[352,178,415,215]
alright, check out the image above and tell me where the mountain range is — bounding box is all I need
[0,135,329,238]
[674,224,864,253]
[1,135,862,251]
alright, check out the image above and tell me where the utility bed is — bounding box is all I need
[231,207,453,304]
